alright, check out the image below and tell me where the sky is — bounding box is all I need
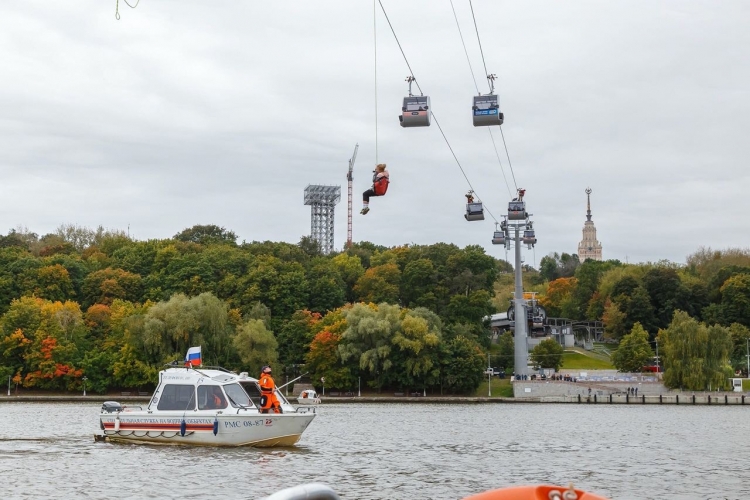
[1,1,749,265]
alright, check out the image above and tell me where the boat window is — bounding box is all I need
[197,385,228,410]
[240,381,263,408]
[156,384,195,411]
[223,383,254,408]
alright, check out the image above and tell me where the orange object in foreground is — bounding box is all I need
[462,485,610,500]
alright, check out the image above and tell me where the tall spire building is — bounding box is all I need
[577,188,602,261]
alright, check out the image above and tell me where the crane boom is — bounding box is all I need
[346,144,359,248]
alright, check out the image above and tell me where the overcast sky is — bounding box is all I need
[1,1,748,265]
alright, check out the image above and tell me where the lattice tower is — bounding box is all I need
[304,185,341,255]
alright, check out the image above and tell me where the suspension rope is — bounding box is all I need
[374,0,379,164]
[499,127,519,190]
[377,0,423,95]
[450,0,514,199]
[469,0,490,93]
[431,113,498,224]
[487,129,514,198]
[450,0,480,95]
[467,0,520,194]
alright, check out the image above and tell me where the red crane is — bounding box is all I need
[346,144,359,248]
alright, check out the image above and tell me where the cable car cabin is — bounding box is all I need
[522,230,536,245]
[465,202,485,221]
[472,94,503,126]
[492,231,506,245]
[400,96,431,127]
[508,200,526,220]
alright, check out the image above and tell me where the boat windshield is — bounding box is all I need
[223,383,253,408]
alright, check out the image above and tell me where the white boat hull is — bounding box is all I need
[99,411,316,447]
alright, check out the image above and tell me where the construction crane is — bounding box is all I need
[346,143,359,248]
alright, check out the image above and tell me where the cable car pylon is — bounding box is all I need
[346,143,359,248]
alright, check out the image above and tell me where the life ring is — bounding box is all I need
[462,485,609,500]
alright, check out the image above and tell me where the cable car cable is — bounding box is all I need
[468,0,491,94]
[467,0,519,192]
[449,0,514,199]
[377,0,498,222]
[374,0,379,164]
[499,127,519,191]
[377,0,423,95]
[450,0,480,95]
[431,113,498,223]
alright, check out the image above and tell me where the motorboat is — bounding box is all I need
[296,389,321,406]
[96,366,316,447]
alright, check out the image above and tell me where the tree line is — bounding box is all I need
[0,224,507,393]
[534,249,750,390]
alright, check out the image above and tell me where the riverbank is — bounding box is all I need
[2,393,748,405]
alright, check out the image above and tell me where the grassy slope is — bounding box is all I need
[562,351,614,370]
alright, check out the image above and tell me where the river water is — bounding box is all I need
[0,402,747,500]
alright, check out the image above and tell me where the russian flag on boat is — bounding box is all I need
[184,346,202,366]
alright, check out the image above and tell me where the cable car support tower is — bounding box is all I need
[493,189,537,376]
[346,144,359,248]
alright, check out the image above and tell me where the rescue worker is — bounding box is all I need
[360,163,389,215]
[259,365,282,414]
[465,190,475,203]
[207,386,225,409]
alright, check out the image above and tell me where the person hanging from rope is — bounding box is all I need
[259,365,282,414]
[360,163,389,215]
[465,190,475,204]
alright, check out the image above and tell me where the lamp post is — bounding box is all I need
[655,339,660,373]
[7,376,10,397]
[358,376,361,397]
[321,377,325,397]
[82,376,88,397]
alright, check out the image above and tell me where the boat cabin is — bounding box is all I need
[472,94,504,126]
[400,95,431,127]
[465,202,485,221]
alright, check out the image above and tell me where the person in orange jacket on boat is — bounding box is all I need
[259,365,282,414]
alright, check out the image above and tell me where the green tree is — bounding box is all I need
[276,310,321,368]
[611,322,654,372]
[353,263,400,304]
[659,310,732,391]
[719,274,750,328]
[173,224,238,245]
[82,267,143,307]
[233,318,278,374]
[530,338,564,371]
[440,335,485,394]
[339,303,400,390]
[728,323,750,375]
[306,259,346,313]
[495,331,515,372]
[305,330,354,390]
[331,253,365,302]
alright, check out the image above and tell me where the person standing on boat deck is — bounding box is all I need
[259,365,282,414]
